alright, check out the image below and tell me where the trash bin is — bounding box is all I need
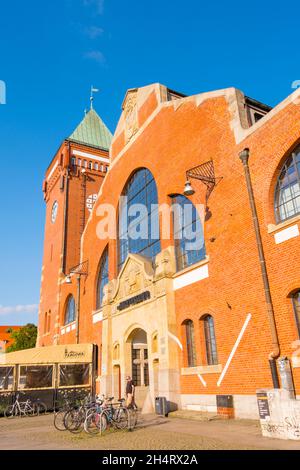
[155,397,169,416]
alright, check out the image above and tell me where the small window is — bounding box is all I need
[89,161,93,170]
[78,158,81,167]
[84,160,88,168]
[44,312,47,334]
[203,315,218,365]
[292,291,300,337]
[65,296,76,325]
[19,365,53,389]
[59,363,90,387]
[94,162,99,171]
[275,147,300,222]
[47,310,51,332]
[71,157,76,166]
[183,319,196,367]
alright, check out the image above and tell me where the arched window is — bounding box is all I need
[292,291,300,337]
[183,319,196,367]
[172,194,206,271]
[275,147,300,222]
[96,247,109,309]
[202,315,218,365]
[118,168,161,270]
[65,296,76,325]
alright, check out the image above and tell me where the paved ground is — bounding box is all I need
[0,413,300,450]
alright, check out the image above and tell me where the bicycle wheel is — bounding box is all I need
[99,411,108,436]
[84,410,101,435]
[4,405,15,418]
[54,410,68,431]
[64,408,84,433]
[114,407,129,430]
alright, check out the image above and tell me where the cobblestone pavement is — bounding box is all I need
[0,413,300,450]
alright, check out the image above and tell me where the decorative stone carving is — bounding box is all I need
[112,254,154,306]
[102,279,116,306]
[123,89,139,143]
[154,246,176,280]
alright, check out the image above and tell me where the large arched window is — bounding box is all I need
[65,295,76,325]
[275,147,300,222]
[291,291,300,337]
[96,247,109,309]
[202,315,218,365]
[183,319,196,367]
[172,195,206,271]
[118,168,161,270]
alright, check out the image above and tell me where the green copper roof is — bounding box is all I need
[68,108,113,150]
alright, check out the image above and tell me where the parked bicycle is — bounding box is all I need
[84,396,131,435]
[4,393,47,418]
[53,392,76,431]
[62,394,97,433]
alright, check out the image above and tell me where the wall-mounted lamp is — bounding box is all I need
[183,180,195,196]
[183,160,222,202]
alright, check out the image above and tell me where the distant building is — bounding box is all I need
[0,326,21,352]
[37,83,300,419]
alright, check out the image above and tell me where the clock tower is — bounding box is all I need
[38,108,112,346]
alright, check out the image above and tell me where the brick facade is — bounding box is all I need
[38,83,300,418]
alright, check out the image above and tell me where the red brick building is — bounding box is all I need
[38,83,300,418]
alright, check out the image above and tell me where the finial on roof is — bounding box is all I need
[90,85,100,110]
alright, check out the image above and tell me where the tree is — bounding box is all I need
[6,324,37,353]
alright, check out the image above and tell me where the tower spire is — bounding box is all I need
[90,85,100,110]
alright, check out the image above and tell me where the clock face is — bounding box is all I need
[51,201,58,223]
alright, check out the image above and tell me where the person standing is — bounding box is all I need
[126,375,136,409]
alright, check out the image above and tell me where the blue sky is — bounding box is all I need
[0,0,299,325]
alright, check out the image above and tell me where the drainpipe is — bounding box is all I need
[239,148,280,388]
[75,274,81,344]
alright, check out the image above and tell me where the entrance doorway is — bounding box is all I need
[131,329,149,386]
[126,328,149,408]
